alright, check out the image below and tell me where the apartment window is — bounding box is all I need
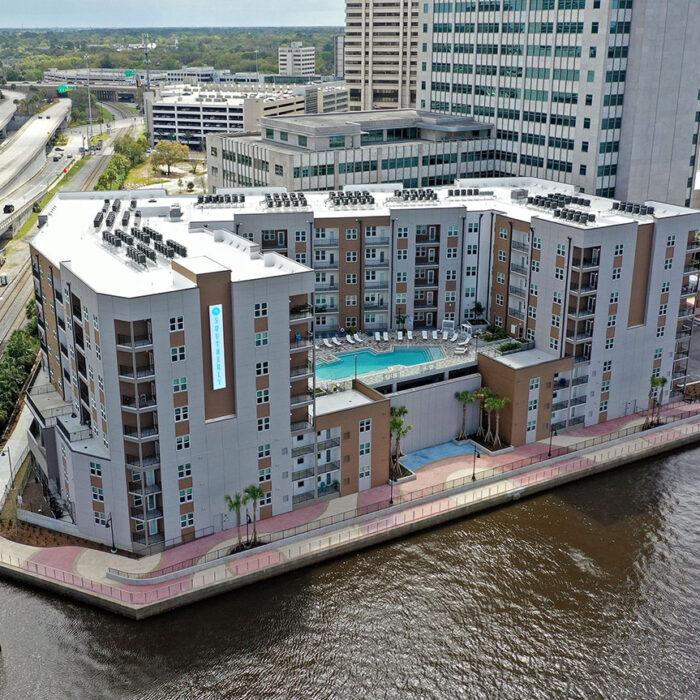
[346,251,358,263]
[396,272,407,283]
[528,399,538,412]
[497,272,506,285]
[652,367,661,379]
[499,227,509,239]
[447,248,457,259]
[446,270,457,281]
[295,231,306,242]
[445,291,456,302]
[256,361,269,376]
[614,244,624,256]
[528,305,537,319]
[175,406,189,422]
[603,360,612,373]
[346,316,357,328]
[180,513,194,529]
[498,250,507,262]
[663,259,673,271]
[396,293,407,304]
[257,417,270,432]
[360,418,372,432]
[610,292,619,304]
[259,492,272,508]
[656,326,665,338]
[605,338,615,350]
[601,380,611,392]
[359,442,371,456]
[549,337,559,350]
[496,294,504,306]
[556,243,567,257]
[529,377,540,390]
[258,444,271,459]
[92,487,104,502]
[397,227,408,238]
[530,284,538,297]
[94,512,107,526]
[346,274,357,284]
[255,332,269,347]
[532,260,540,272]
[173,377,188,393]
[169,316,184,332]
[397,250,408,261]
[532,237,542,250]
[346,228,358,240]
[176,435,191,450]
[329,135,345,148]
[552,315,560,328]
[89,461,102,477]
[256,389,270,404]
[280,131,288,142]
[654,348,663,360]
[527,421,536,433]
[210,146,218,157]
[666,235,675,247]
[171,346,186,362]
[177,463,192,478]
[612,267,621,280]
[555,267,564,280]
[359,464,371,479]
[599,400,608,413]
[179,488,193,503]
[495,315,503,328]
[258,467,271,483]
[661,282,670,294]
[254,302,268,318]
[659,304,668,317]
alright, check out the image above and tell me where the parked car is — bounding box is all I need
[3,204,15,214]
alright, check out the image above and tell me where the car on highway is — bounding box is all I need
[3,204,15,214]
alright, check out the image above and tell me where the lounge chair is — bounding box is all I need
[450,332,459,342]
[323,338,333,348]
[432,330,438,340]
[407,330,413,341]
[458,334,472,347]
[455,345,469,355]
[332,336,342,346]
[383,331,389,342]
[397,330,404,341]
[374,332,382,342]
[422,330,428,340]
[315,343,321,350]
[354,333,364,343]
[442,330,449,340]
[346,335,355,344]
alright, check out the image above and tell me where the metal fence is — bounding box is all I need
[109,401,700,581]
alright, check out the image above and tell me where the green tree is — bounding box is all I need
[654,376,668,425]
[472,301,484,319]
[483,397,498,445]
[490,396,510,449]
[114,134,146,168]
[390,406,412,481]
[224,493,245,550]
[150,140,189,175]
[243,484,265,545]
[455,390,478,441]
[475,387,496,438]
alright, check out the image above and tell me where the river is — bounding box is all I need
[0,447,698,699]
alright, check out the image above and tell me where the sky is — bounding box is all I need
[1,0,345,28]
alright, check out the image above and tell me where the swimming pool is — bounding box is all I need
[316,346,445,381]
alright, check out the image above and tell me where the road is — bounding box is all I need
[0,89,24,132]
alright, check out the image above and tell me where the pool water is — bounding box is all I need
[316,346,444,380]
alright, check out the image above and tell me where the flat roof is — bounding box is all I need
[313,390,374,415]
[151,85,305,107]
[33,192,310,298]
[489,348,563,370]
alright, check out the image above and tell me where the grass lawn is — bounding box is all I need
[89,132,109,147]
[123,160,170,188]
[55,133,69,147]
[10,156,91,245]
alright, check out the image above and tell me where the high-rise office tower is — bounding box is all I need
[346,0,420,110]
[417,0,700,206]
[334,33,346,78]
[278,42,316,77]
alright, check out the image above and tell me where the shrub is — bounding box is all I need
[497,341,521,353]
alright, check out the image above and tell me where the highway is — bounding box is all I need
[0,89,24,132]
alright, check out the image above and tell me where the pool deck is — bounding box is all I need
[1,401,699,618]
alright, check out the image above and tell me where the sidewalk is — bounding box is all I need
[1,401,698,616]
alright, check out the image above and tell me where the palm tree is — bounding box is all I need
[455,390,478,441]
[654,376,668,425]
[483,396,498,445]
[490,396,511,449]
[224,493,244,550]
[475,387,496,438]
[643,375,661,429]
[243,484,265,545]
[390,406,412,481]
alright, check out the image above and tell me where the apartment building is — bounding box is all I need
[346,0,420,110]
[27,192,390,551]
[334,34,347,78]
[278,43,317,77]
[417,0,700,206]
[206,109,496,192]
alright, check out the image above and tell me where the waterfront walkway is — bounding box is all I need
[1,402,699,615]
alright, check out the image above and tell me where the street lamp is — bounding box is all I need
[1,445,13,486]
[246,511,252,546]
[389,477,394,505]
[104,512,117,553]
[471,449,480,481]
[548,424,558,458]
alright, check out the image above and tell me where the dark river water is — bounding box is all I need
[0,447,699,699]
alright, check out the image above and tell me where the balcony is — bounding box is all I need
[569,395,587,407]
[673,370,687,380]
[552,400,568,412]
[314,259,339,270]
[574,355,591,364]
[414,301,438,309]
[510,262,528,276]
[569,416,585,427]
[365,280,389,290]
[126,455,161,469]
[509,285,526,299]
[121,395,158,410]
[314,238,339,248]
[678,306,695,319]
[116,334,153,350]
[569,285,598,296]
[508,308,525,321]
[364,302,388,311]
[686,235,700,253]
[680,285,698,298]
[32,265,40,279]
[512,240,529,253]
[415,235,440,244]
[132,532,165,546]
[366,236,390,246]
[572,375,589,386]
[128,481,162,496]
[683,265,698,276]
[291,443,315,458]
[292,467,315,480]
[291,420,314,434]
[315,282,339,292]
[571,259,600,270]
[317,460,341,475]
[57,316,66,332]
[317,482,340,497]
[290,364,313,380]
[415,257,439,267]
[317,436,341,451]
[365,258,390,268]
[567,307,596,319]
[290,337,313,352]
[130,506,163,520]
[290,307,314,323]
[123,425,159,440]
[293,491,316,505]
[119,365,156,380]
[415,280,439,289]
[566,330,593,342]
[290,391,314,406]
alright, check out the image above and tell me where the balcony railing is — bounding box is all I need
[569,395,587,407]
[290,365,313,379]
[317,482,340,497]
[119,365,156,379]
[290,391,314,406]
[511,240,529,253]
[365,280,389,290]
[116,334,153,349]
[314,259,339,270]
[130,506,163,520]
[123,425,159,439]
[415,280,439,288]
[317,460,341,475]
[291,420,314,434]
[315,283,339,292]
[510,262,528,275]
[568,307,596,319]
[290,338,313,351]
[509,285,526,299]
[317,436,341,451]
[293,491,315,505]
[572,375,589,386]
[314,238,339,248]
[364,302,388,311]
[291,443,315,458]
[292,467,315,480]
[569,285,598,295]
[121,395,158,409]
[508,308,525,321]
[128,482,162,496]
[366,236,390,245]
[126,455,161,468]
[571,259,600,270]
[365,258,390,268]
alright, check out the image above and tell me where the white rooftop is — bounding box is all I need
[152,85,305,106]
[491,348,564,370]
[313,390,374,416]
[33,191,310,298]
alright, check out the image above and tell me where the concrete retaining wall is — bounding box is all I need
[17,508,81,536]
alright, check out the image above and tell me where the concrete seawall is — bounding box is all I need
[1,422,698,620]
